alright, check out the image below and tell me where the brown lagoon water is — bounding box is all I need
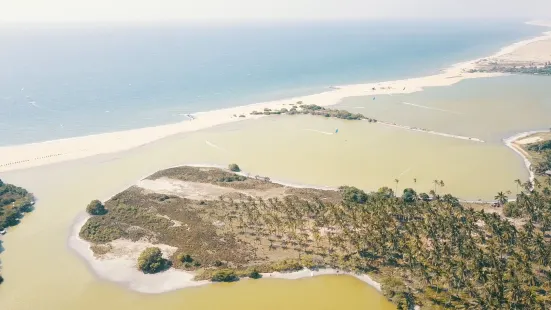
[1,75,551,310]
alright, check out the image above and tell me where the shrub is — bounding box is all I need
[218,175,246,182]
[137,247,169,274]
[228,164,241,172]
[86,200,107,216]
[0,274,3,285]
[211,269,239,282]
[249,269,262,279]
[177,253,194,263]
[402,188,417,203]
[340,186,368,204]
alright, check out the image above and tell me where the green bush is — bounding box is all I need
[211,269,239,282]
[137,247,169,274]
[249,269,262,279]
[340,186,368,204]
[228,164,241,172]
[218,175,246,182]
[0,274,3,285]
[177,253,194,263]
[86,200,107,215]
[402,188,417,203]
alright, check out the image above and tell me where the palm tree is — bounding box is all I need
[494,192,508,206]
[414,178,417,191]
[433,180,440,194]
[394,179,400,195]
[514,179,522,195]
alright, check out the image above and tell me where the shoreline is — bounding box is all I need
[67,172,380,295]
[2,22,551,172]
[503,130,549,186]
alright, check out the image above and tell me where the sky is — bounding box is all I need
[1,0,551,23]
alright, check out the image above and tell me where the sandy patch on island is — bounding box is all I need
[516,136,543,145]
[136,177,287,200]
[68,212,210,294]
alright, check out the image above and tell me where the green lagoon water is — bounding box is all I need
[1,75,551,310]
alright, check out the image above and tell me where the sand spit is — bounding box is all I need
[503,130,549,186]
[2,22,551,172]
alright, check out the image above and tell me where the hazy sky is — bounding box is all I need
[1,0,551,23]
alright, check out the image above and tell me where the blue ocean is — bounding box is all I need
[0,20,544,145]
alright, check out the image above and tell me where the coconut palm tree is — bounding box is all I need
[414,178,417,191]
[514,179,522,195]
[433,180,440,194]
[494,192,508,206]
[394,179,400,195]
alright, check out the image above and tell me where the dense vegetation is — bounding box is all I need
[212,182,551,308]
[79,165,551,308]
[528,140,551,153]
[470,62,551,75]
[250,104,378,122]
[0,179,34,230]
[137,247,170,274]
[0,179,34,285]
[526,140,551,175]
[86,200,107,216]
[211,269,239,282]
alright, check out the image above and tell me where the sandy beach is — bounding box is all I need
[1,21,550,173]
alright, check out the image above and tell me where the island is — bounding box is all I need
[0,179,34,284]
[77,156,551,308]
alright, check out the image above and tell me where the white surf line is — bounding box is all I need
[376,121,485,143]
[303,129,334,135]
[205,140,229,153]
[402,102,463,115]
[503,130,549,188]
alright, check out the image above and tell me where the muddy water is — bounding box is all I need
[1,75,551,310]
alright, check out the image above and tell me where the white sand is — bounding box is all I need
[68,212,210,294]
[503,130,549,187]
[264,268,382,292]
[2,22,551,173]
[516,136,543,145]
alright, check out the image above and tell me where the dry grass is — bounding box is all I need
[80,166,343,273]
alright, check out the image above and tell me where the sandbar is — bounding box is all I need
[2,22,551,172]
